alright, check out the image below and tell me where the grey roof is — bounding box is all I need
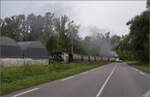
[0,37,19,46]
[18,41,46,50]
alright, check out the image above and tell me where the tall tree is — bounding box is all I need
[0,18,3,36]
[46,34,59,55]
[39,12,55,45]
[1,15,26,41]
[125,10,149,63]
[147,0,150,8]
[54,15,69,52]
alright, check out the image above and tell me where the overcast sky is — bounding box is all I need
[1,1,146,38]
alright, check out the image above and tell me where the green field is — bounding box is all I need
[0,62,110,95]
[128,62,150,73]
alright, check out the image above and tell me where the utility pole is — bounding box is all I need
[70,21,74,54]
[71,31,74,54]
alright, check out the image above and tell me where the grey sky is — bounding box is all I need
[1,1,146,38]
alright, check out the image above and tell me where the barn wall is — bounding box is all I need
[0,45,22,58]
[23,47,48,59]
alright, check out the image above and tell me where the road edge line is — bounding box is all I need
[61,76,75,81]
[12,88,39,97]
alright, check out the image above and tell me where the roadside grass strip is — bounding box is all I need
[0,62,110,95]
[128,62,149,73]
[130,67,145,75]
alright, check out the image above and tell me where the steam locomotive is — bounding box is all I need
[50,52,117,63]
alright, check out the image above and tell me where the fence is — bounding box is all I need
[0,56,49,66]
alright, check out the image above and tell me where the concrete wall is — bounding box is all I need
[0,58,49,66]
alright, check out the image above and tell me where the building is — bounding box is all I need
[0,37,22,58]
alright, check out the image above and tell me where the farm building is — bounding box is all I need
[18,41,48,59]
[0,37,22,58]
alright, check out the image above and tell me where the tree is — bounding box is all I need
[46,34,59,55]
[27,14,42,41]
[122,10,149,63]
[54,15,69,52]
[0,12,92,56]
[110,35,121,49]
[1,15,26,41]
[147,0,150,8]
[39,12,55,45]
[0,18,3,35]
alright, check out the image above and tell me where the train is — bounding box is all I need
[49,52,117,63]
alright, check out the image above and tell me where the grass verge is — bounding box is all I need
[128,62,150,73]
[0,62,110,95]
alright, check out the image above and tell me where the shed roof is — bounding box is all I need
[0,37,18,46]
[18,41,46,50]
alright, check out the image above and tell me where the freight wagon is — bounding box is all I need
[51,52,117,63]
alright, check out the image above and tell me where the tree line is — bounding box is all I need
[0,12,85,55]
[116,1,149,63]
[0,12,121,56]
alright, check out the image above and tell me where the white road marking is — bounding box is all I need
[61,76,74,81]
[131,67,138,72]
[142,90,150,97]
[130,67,145,75]
[91,69,96,71]
[139,71,145,75]
[130,67,135,71]
[91,65,106,72]
[96,65,117,97]
[133,68,138,71]
[91,68,99,72]
[82,71,88,75]
[91,68,97,72]
[12,88,39,97]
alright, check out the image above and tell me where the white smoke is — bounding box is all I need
[84,26,116,57]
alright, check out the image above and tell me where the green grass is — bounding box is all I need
[0,62,110,95]
[128,62,150,73]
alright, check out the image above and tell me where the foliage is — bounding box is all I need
[128,62,150,73]
[117,10,149,63]
[110,35,121,49]
[0,11,121,56]
[0,12,87,55]
[46,34,59,54]
[147,0,150,8]
[116,50,134,61]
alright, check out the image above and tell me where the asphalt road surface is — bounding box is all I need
[2,63,150,97]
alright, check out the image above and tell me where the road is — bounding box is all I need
[2,63,150,97]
